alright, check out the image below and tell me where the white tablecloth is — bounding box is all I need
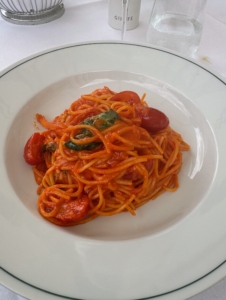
[0,0,226,299]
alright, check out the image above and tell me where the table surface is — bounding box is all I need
[0,0,226,299]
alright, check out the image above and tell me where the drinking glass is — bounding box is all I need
[147,0,207,56]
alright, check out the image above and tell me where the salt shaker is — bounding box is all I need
[108,0,141,31]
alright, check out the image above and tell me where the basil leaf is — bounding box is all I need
[64,109,120,151]
[65,141,102,151]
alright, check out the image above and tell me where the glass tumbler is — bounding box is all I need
[147,0,207,56]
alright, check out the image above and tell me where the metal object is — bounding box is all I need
[0,0,65,25]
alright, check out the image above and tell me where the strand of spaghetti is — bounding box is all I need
[86,186,98,199]
[110,101,130,109]
[34,174,43,186]
[107,195,136,210]
[92,172,120,182]
[156,135,167,150]
[82,156,111,168]
[98,94,115,100]
[101,122,126,135]
[160,139,180,177]
[117,116,133,125]
[127,150,138,157]
[140,93,146,102]
[151,183,172,200]
[163,176,179,192]
[66,171,73,185]
[115,179,132,186]
[32,167,45,180]
[116,186,135,196]
[119,117,139,126]
[49,195,64,203]
[106,201,136,216]
[96,104,110,112]
[78,150,109,160]
[69,134,99,145]
[95,194,136,216]
[42,175,54,188]
[140,154,163,160]
[88,185,105,214]
[180,140,190,150]
[38,190,64,217]
[135,174,170,205]
[42,167,56,186]
[111,191,125,201]
[38,202,61,218]
[153,158,162,179]
[51,184,84,197]
[89,157,148,174]
[151,148,167,163]
[73,171,110,185]
[44,170,55,186]
[68,105,95,115]
[149,135,165,154]
[161,163,181,178]
[45,165,56,175]
[115,105,135,117]
[45,187,71,200]
[107,181,119,191]
[93,86,115,96]
[107,144,135,151]
[137,140,154,145]
[116,125,140,136]
[37,183,44,195]
[36,113,66,130]
[135,163,149,190]
[111,132,139,147]
[81,95,113,105]
[78,157,101,173]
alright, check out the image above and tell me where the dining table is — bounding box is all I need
[0,0,226,299]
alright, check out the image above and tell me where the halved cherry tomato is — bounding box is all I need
[110,91,169,132]
[135,105,169,132]
[54,194,90,224]
[24,132,45,165]
[110,91,141,106]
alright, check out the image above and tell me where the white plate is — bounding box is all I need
[0,41,226,300]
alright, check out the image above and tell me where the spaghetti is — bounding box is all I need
[24,87,190,226]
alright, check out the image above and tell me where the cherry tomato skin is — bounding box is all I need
[24,133,45,165]
[135,105,169,132]
[55,194,90,224]
[110,91,141,106]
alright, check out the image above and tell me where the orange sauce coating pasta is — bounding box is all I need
[24,87,190,226]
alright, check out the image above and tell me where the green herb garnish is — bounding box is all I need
[65,109,120,151]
